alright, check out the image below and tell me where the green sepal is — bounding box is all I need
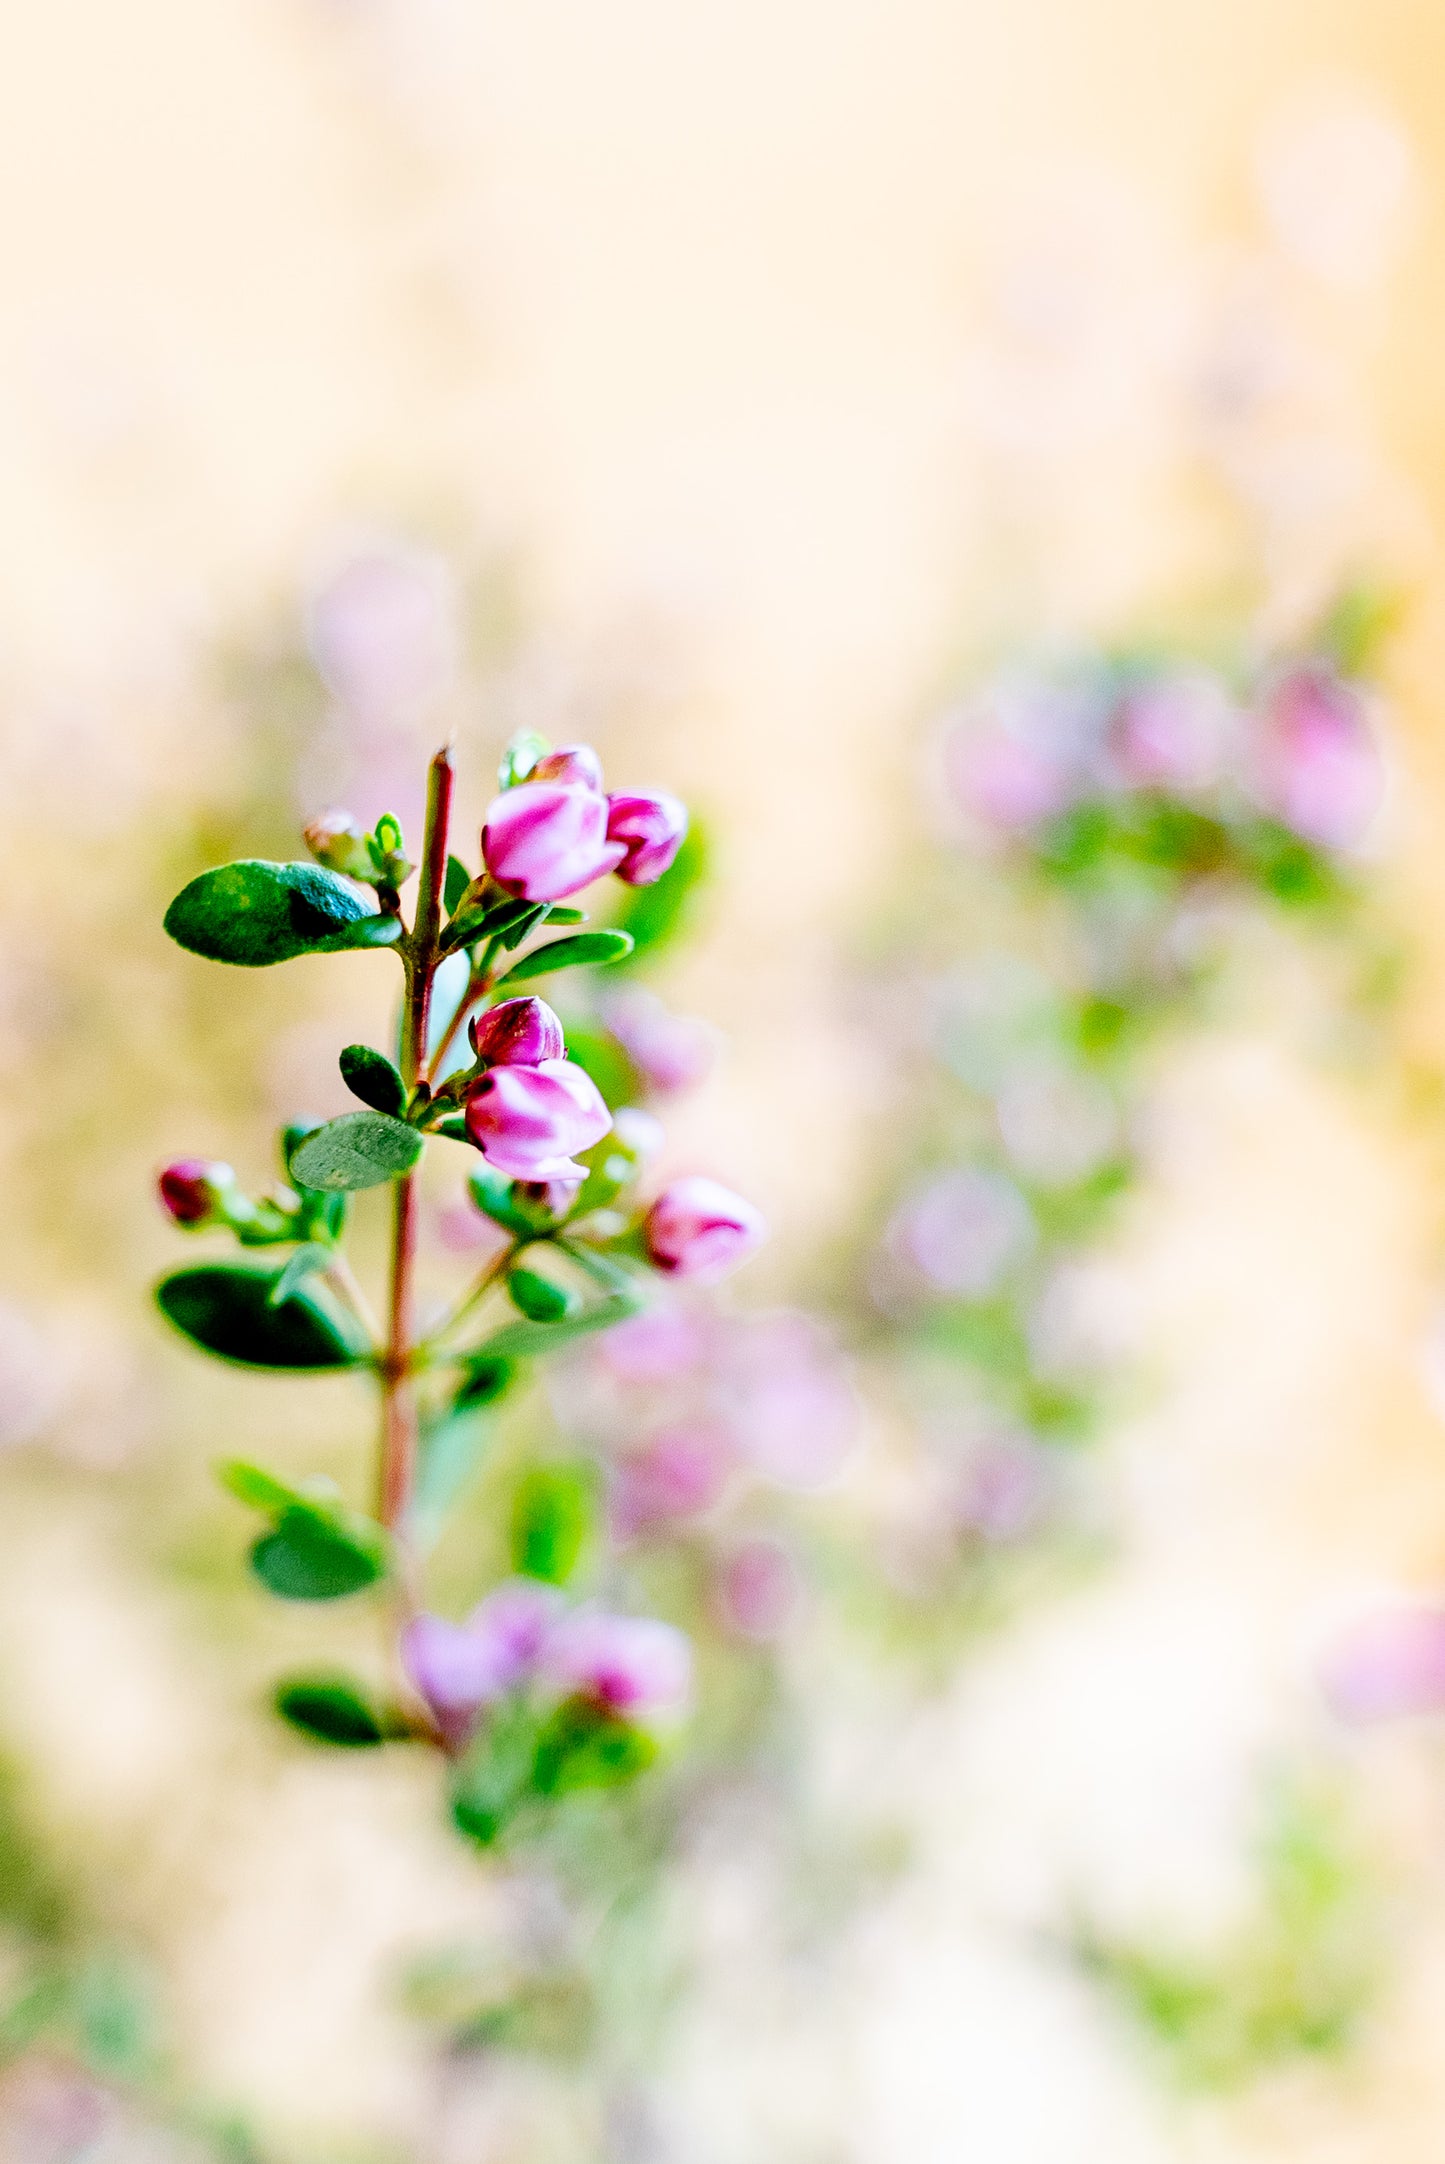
[290,1111,424,1191]
[274,1675,391,1747]
[498,930,635,984]
[163,860,402,967]
[266,1243,332,1309]
[531,1698,657,1797]
[339,1044,408,1118]
[157,1264,364,1369]
[507,1264,580,1324]
[510,1463,596,1585]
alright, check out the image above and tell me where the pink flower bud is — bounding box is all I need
[468,996,566,1069]
[530,744,605,791]
[302,809,375,881]
[1252,666,1384,850]
[602,987,717,1094]
[1321,1604,1445,1722]
[482,781,626,902]
[465,1058,612,1179]
[402,1579,561,1735]
[545,1611,692,1717]
[157,1159,233,1226]
[644,1177,766,1281]
[605,792,688,885]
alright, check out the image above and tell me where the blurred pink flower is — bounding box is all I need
[602,985,718,1095]
[598,1301,710,1384]
[545,1611,692,1716]
[610,1423,734,1538]
[305,540,458,722]
[645,1177,767,1281]
[1322,1603,1445,1721]
[948,729,1071,831]
[1252,666,1383,850]
[403,1580,562,1739]
[721,1311,859,1489]
[889,1168,1034,1298]
[954,1436,1053,1542]
[1112,672,1234,794]
[716,1536,801,1642]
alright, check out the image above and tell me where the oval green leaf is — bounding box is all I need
[163,860,401,967]
[274,1675,387,1746]
[510,1463,595,1586]
[338,1044,407,1118]
[290,1111,424,1191]
[251,1507,386,1600]
[507,1266,580,1325]
[157,1265,364,1369]
[497,930,635,984]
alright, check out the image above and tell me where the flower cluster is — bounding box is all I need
[154,732,764,1845]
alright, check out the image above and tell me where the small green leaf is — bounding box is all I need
[444,855,473,915]
[510,1463,595,1585]
[290,1111,424,1191]
[434,1113,471,1143]
[454,1353,517,1409]
[498,931,635,984]
[339,1044,408,1118]
[274,1675,388,1746]
[218,1458,301,1512]
[451,1701,541,1846]
[413,1404,497,1538]
[157,1265,364,1369]
[266,1243,332,1309]
[251,1507,386,1601]
[507,1266,580,1324]
[467,1165,534,1235]
[531,1699,657,1796]
[164,860,401,967]
[473,1291,645,1360]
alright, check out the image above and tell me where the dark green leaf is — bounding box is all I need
[339,1043,407,1118]
[290,1111,424,1191]
[251,1507,386,1601]
[497,930,635,984]
[444,855,473,915]
[474,1291,644,1359]
[507,1266,580,1324]
[611,821,709,960]
[434,1113,471,1144]
[266,1243,332,1309]
[157,1265,365,1369]
[531,1699,657,1796]
[163,860,401,967]
[274,1676,387,1746]
[510,1463,595,1585]
[454,1353,517,1409]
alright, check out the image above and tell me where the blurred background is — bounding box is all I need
[8,2,1445,2160]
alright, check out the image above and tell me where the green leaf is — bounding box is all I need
[451,1700,541,1846]
[498,930,635,984]
[338,1043,407,1118]
[510,1463,595,1585]
[266,1243,332,1309]
[163,860,402,967]
[434,1113,471,1144]
[531,1699,657,1796]
[454,1352,517,1410]
[218,1458,300,1512]
[274,1676,387,1747]
[507,1266,580,1324]
[412,1403,498,1540]
[472,1290,645,1360]
[157,1265,365,1369]
[444,855,473,915]
[612,821,709,960]
[290,1111,424,1191]
[467,1165,534,1235]
[251,1507,386,1601]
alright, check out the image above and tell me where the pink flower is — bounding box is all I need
[610,1424,733,1539]
[1112,673,1233,794]
[598,1302,709,1383]
[721,1312,858,1490]
[465,1059,612,1179]
[605,792,688,884]
[1252,666,1383,850]
[305,541,458,723]
[1322,1604,1445,1721]
[531,744,605,790]
[644,1177,767,1281]
[948,730,1071,832]
[888,1169,1034,1298]
[469,995,566,1069]
[602,986,718,1094]
[716,1537,800,1642]
[545,1611,692,1716]
[404,1581,562,1740]
[158,1159,232,1226]
[482,781,625,902]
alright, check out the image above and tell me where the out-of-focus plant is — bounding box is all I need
[155,733,767,1851]
[1073,1778,1383,2090]
[847,602,1389,1646]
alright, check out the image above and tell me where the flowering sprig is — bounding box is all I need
[155,733,764,1846]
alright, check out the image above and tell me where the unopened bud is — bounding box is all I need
[531,744,605,790]
[468,996,566,1069]
[302,809,375,881]
[158,1158,234,1227]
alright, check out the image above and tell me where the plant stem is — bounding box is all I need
[426,934,502,1082]
[378,743,454,1531]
